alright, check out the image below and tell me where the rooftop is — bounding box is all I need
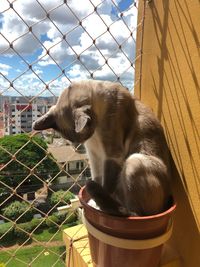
[48,144,88,163]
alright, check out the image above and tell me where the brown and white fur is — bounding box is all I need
[33,80,172,216]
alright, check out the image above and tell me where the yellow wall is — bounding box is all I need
[135,1,200,266]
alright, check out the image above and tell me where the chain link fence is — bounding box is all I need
[0,0,140,266]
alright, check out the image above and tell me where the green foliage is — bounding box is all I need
[0,246,65,267]
[0,134,60,187]
[50,190,75,207]
[0,212,78,245]
[14,221,33,240]
[53,212,67,224]
[2,201,33,223]
[65,213,77,224]
[45,214,59,229]
[0,218,46,243]
[45,211,77,229]
[0,222,14,243]
[31,217,46,229]
[14,218,47,240]
[52,211,77,224]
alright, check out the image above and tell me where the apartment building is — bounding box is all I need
[2,96,56,135]
[0,112,4,137]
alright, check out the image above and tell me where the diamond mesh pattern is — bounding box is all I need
[0,1,140,266]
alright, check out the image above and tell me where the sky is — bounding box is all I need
[0,0,138,97]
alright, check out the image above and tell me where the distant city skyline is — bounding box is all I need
[0,0,138,97]
[0,95,56,135]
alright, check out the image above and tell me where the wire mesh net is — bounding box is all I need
[0,0,140,266]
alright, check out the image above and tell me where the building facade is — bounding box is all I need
[48,143,91,182]
[1,96,56,135]
[135,1,200,266]
[0,112,4,137]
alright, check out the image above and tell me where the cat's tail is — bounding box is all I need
[86,180,129,216]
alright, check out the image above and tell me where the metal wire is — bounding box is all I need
[0,0,141,266]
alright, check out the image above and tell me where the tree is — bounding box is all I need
[0,134,60,187]
[2,201,33,223]
[50,190,75,207]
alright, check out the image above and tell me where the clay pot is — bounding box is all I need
[79,186,176,267]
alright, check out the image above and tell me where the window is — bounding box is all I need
[76,162,79,169]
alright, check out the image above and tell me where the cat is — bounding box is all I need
[33,80,172,216]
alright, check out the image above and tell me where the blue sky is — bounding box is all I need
[0,0,138,97]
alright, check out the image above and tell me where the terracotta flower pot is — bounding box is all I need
[79,186,176,267]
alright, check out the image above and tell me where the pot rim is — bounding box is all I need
[79,186,176,221]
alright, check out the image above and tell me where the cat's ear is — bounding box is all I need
[74,105,91,133]
[33,107,56,131]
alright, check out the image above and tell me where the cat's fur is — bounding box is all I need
[33,80,172,216]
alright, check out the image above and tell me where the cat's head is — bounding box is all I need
[32,82,96,143]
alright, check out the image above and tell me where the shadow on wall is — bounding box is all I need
[143,0,200,234]
[136,1,200,265]
[149,0,199,196]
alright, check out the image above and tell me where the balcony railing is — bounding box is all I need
[0,1,139,266]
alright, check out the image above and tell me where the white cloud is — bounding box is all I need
[0,9,28,43]
[67,64,90,80]
[0,0,11,13]
[82,13,110,39]
[13,0,47,21]
[66,0,95,20]
[0,75,10,95]
[48,76,70,95]
[0,63,12,76]
[0,0,138,95]
[38,38,77,67]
